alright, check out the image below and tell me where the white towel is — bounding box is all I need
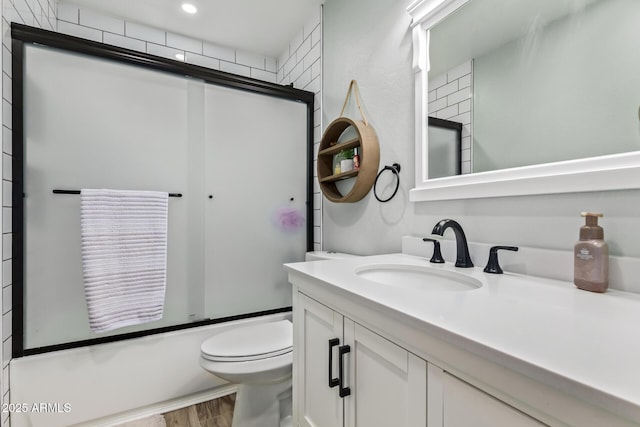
[80,189,169,332]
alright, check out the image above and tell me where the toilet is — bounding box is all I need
[200,319,293,427]
[200,251,357,427]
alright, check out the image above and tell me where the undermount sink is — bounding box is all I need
[355,264,482,292]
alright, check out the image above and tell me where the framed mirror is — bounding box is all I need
[407,0,640,201]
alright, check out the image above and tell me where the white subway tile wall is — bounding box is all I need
[125,21,166,45]
[428,60,473,174]
[278,5,322,250]
[56,4,279,84]
[79,8,124,35]
[203,41,235,63]
[185,52,221,71]
[103,32,146,52]
[2,1,56,424]
[166,32,202,54]
[220,61,251,78]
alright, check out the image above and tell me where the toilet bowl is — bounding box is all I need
[200,319,293,427]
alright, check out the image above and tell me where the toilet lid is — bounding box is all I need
[201,320,292,362]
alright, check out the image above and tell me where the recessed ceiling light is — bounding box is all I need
[175,53,185,61]
[181,3,197,14]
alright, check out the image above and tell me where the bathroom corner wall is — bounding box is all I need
[2,2,57,426]
[428,60,473,174]
[277,6,322,251]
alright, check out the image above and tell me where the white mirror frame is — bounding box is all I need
[407,0,640,202]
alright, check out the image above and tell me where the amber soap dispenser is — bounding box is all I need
[574,212,609,293]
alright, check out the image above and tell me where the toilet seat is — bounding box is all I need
[201,320,292,362]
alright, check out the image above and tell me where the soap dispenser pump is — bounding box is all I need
[574,212,608,293]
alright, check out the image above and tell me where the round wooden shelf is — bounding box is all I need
[317,117,380,203]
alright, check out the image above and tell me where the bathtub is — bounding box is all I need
[10,312,290,427]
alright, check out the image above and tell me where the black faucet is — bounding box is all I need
[431,219,474,268]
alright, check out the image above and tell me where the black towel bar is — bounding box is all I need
[52,189,183,197]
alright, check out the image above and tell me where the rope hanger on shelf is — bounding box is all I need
[339,80,369,126]
[317,79,380,203]
[340,81,400,203]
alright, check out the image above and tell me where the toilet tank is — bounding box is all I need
[305,251,360,261]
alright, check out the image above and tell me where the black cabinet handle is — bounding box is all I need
[338,344,351,398]
[328,338,340,388]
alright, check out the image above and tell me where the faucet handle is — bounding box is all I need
[422,238,445,264]
[484,246,519,274]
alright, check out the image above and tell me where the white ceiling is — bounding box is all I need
[58,0,324,57]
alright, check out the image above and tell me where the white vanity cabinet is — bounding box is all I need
[294,292,427,427]
[286,254,640,427]
[428,364,545,427]
[293,291,543,427]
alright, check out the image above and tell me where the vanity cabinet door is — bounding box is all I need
[343,319,427,427]
[294,292,427,427]
[428,364,545,427]
[295,293,345,427]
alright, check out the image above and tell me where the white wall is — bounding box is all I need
[321,0,640,283]
[322,0,416,255]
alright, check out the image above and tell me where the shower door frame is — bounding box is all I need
[11,23,315,357]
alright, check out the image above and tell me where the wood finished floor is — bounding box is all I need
[163,394,235,427]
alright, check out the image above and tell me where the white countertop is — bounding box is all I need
[284,253,640,422]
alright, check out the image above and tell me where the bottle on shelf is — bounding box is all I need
[353,147,360,170]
